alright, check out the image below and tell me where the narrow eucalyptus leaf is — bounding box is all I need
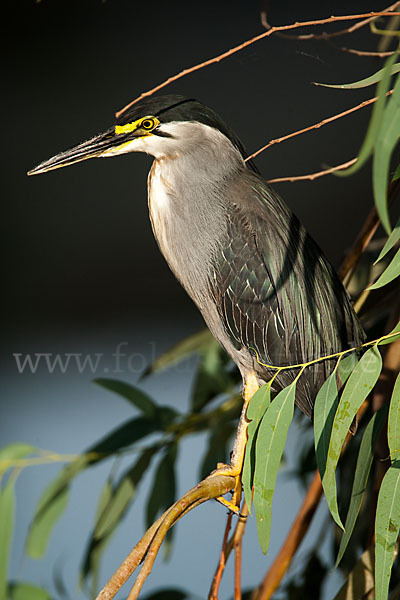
[26,487,69,559]
[95,447,156,539]
[93,379,157,418]
[9,583,52,600]
[336,406,387,567]
[145,328,213,374]
[314,370,339,482]
[393,163,400,181]
[243,385,271,512]
[0,478,15,598]
[335,52,399,177]
[375,460,400,600]
[372,72,400,234]
[146,444,177,530]
[314,61,400,89]
[388,372,400,460]
[200,423,235,480]
[0,443,36,468]
[337,353,358,385]
[253,383,296,554]
[379,321,400,345]
[368,246,400,289]
[333,546,375,600]
[374,215,400,264]
[324,346,382,529]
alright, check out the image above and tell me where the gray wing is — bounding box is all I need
[210,171,364,417]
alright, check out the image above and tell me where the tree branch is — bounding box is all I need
[261,1,400,40]
[96,473,235,600]
[115,11,400,117]
[267,158,357,183]
[245,93,390,163]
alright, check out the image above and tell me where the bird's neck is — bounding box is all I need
[147,139,243,304]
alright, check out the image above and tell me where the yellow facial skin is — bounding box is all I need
[114,116,160,136]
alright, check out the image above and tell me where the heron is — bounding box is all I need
[28,95,364,509]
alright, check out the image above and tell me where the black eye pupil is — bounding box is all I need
[143,120,153,129]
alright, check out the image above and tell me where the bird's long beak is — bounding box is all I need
[27,127,131,176]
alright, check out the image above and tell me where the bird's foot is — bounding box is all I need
[208,462,243,515]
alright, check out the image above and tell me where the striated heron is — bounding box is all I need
[28,95,364,508]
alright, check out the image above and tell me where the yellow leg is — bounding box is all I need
[212,372,259,512]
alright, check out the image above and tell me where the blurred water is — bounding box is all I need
[2,317,344,599]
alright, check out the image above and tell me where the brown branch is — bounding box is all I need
[233,503,248,600]
[267,158,357,183]
[261,2,400,40]
[209,512,233,599]
[245,94,387,163]
[115,11,400,117]
[209,501,249,599]
[338,46,396,57]
[96,473,235,600]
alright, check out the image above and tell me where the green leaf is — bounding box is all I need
[324,346,382,529]
[388,372,400,460]
[9,583,52,600]
[27,414,161,559]
[375,460,400,600]
[0,444,36,477]
[337,353,359,385]
[368,246,400,289]
[333,546,375,600]
[94,379,157,418]
[335,53,399,177]
[379,321,400,345]
[243,384,271,513]
[191,342,233,412]
[336,406,387,567]
[95,448,156,539]
[253,383,296,554]
[26,487,69,559]
[145,328,213,374]
[372,72,400,234]
[393,163,400,181]
[0,478,15,600]
[314,370,339,482]
[374,215,400,264]
[146,443,177,530]
[315,61,400,89]
[200,422,235,480]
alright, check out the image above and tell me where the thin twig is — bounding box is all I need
[261,2,400,40]
[233,503,248,600]
[115,11,400,117]
[245,94,389,163]
[209,512,233,599]
[338,46,396,57]
[208,501,249,599]
[267,158,357,183]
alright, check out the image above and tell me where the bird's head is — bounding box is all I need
[28,95,252,175]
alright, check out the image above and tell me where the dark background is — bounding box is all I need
[3,0,389,335]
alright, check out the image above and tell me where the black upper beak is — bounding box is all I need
[27,127,129,176]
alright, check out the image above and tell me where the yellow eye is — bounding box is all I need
[141,118,155,130]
